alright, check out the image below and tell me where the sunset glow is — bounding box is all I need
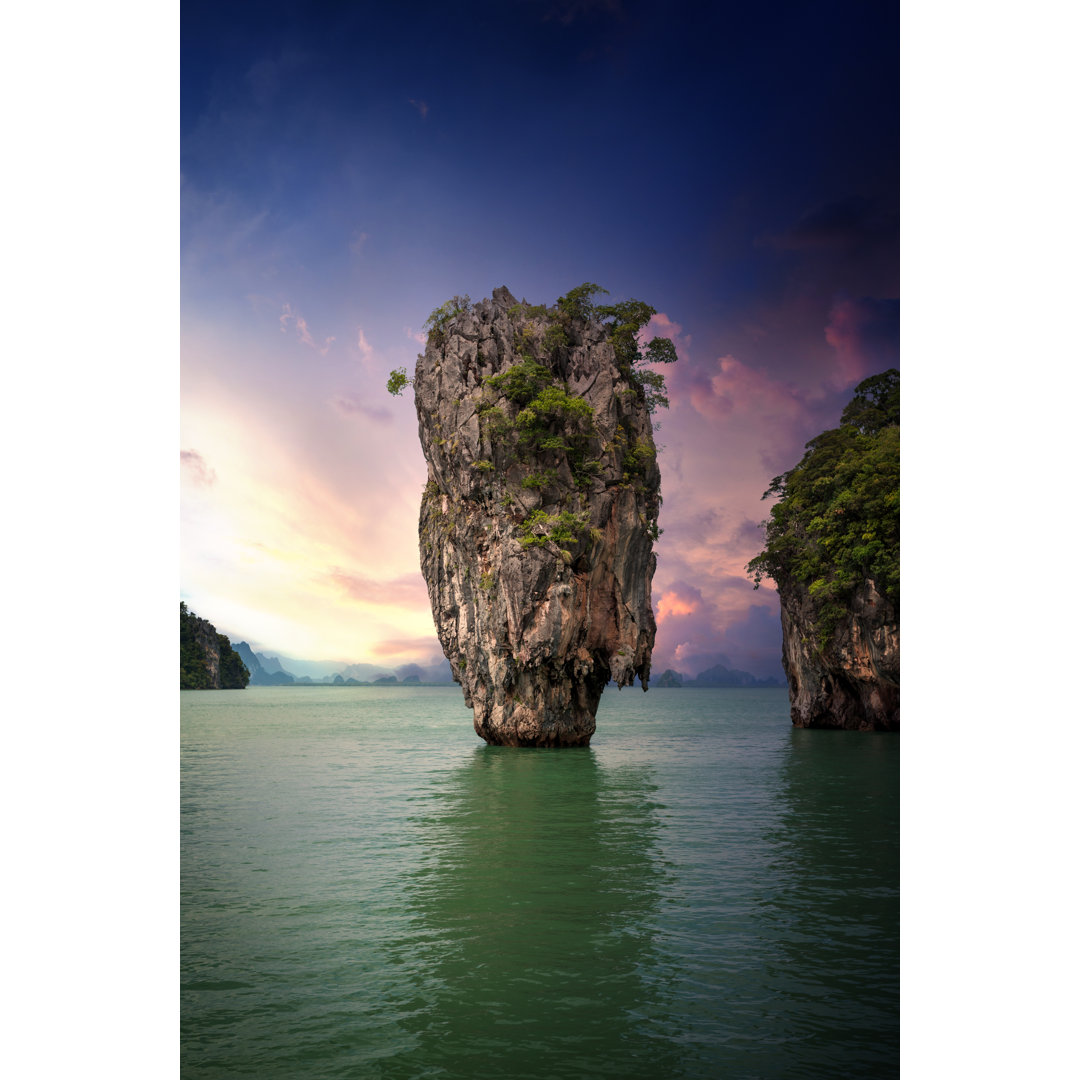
[180,2,898,680]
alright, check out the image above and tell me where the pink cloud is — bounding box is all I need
[647,579,782,679]
[328,568,431,610]
[643,311,811,426]
[641,312,690,351]
[668,351,808,425]
[824,295,899,389]
[180,449,216,486]
[280,303,335,355]
[370,636,441,659]
[656,588,700,623]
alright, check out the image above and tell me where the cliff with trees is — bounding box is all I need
[180,602,250,689]
[747,370,899,730]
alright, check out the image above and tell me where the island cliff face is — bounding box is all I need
[778,578,899,731]
[180,602,250,689]
[748,369,900,732]
[412,287,662,746]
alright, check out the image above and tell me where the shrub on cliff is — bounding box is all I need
[180,602,213,689]
[392,284,678,416]
[554,284,678,414]
[747,370,899,644]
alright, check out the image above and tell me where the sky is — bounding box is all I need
[180,0,899,680]
[11,5,1080,1069]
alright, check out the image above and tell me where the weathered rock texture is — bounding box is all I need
[413,287,660,746]
[778,578,899,731]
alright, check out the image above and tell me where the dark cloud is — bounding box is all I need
[765,195,898,254]
[180,449,216,486]
[701,194,898,391]
[825,294,900,385]
[332,395,393,424]
[540,0,624,24]
[732,517,766,550]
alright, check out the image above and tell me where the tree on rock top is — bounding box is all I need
[747,369,899,647]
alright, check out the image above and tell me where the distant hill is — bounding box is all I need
[688,662,781,688]
[338,659,454,685]
[181,603,249,689]
[654,669,683,687]
[233,641,297,685]
[222,633,780,691]
[223,640,457,687]
[649,663,781,689]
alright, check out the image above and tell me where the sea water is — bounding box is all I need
[181,685,899,1078]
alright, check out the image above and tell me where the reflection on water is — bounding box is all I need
[180,689,899,1079]
[385,746,679,1079]
[758,729,900,1078]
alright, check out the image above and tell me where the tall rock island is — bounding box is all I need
[748,370,900,731]
[400,285,674,746]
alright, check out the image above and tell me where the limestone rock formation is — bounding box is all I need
[180,602,250,689]
[747,368,899,731]
[778,578,899,731]
[411,287,663,746]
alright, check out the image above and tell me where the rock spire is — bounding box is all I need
[410,286,666,746]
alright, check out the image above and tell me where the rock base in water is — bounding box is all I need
[779,578,899,731]
[412,287,663,746]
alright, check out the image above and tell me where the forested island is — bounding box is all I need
[748,370,899,730]
[180,602,250,689]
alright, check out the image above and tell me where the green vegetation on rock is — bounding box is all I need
[180,602,212,688]
[517,508,591,549]
[398,283,677,415]
[407,284,675,565]
[423,294,472,343]
[386,367,411,395]
[217,633,250,688]
[747,369,899,646]
[180,601,250,689]
[553,284,677,414]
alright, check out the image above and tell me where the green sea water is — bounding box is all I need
[181,685,899,1078]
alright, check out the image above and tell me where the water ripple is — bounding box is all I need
[182,686,897,1078]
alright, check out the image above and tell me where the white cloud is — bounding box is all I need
[356,327,374,363]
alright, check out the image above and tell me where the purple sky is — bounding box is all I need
[180,0,899,678]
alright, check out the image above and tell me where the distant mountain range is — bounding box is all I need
[651,662,782,689]
[206,627,778,691]
[231,641,456,686]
